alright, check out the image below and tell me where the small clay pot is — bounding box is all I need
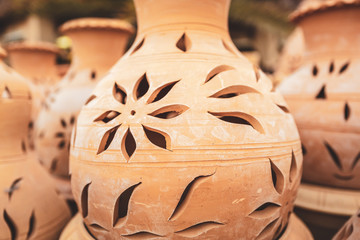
[34,18,134,182]
[279,1,360,189]
[333,209,360,240]
[68,0,307,239]
[0,46,71,239]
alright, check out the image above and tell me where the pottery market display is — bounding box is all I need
[333,209,360,240]
[7,41,60,151]
[0,46,71,239]
[66,0,311,239]
[35,18,134,199]
[278,0,360,238]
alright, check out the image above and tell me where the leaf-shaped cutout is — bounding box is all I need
[94,111,121,123]
[90,223,109,232]
[133,74,149,100]
[131,38,145,55]
[315,85,326,99]
[147,80,180,103]
[175,221,224,238]
[339,62,350,74]
[324,142,342,170]
[149,105,189,119]
[142,125,170,150]
[7,178,22,200]
[169,173,214,221]
[249,202,281,218]
[205,65,235,83]
[85,95,96,105]
[121,128,136,161]
[176,33,191,52]
[113,83,127,104]
[2,86,11,99]
[97,125,120,154]
[55,132,64,138]
[113,182,141,227]
[312,65,318,76]
[344,102,350,121]
[209,85,259,98]
[269,159,285,194]
[83,222,97,240]
[256,218,279,240]
[50,158,57,172]
[208,111,265,134]
[289,151,298,183]
[21,140,26,153]
[58,140,66,149]
[60,118,67,128]
[302,144,307,155]
[3,210,17,240]
[276,104,290,113]
[254,65,260,82]
[329,61,334,73]
[351,152,360,170]
[122,231,163,239]
[26,211,35,239]
[222,39,236,55]
[81,182,91,218]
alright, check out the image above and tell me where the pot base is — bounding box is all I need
[60,213,313,239]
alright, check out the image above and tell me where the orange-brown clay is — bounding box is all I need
[35,18,134,179]
[279,2,360,189]
[68,0,305,239]
[0,46,71,239]
[333,209,360,240]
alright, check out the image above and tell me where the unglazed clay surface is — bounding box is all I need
[69,0,303,239]
[0,47,71,240]
[278,6,360,189]
[35,18,134,177]
[333,209,360,240]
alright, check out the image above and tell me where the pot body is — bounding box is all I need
[0,52,71,239]
[70,0,303,239]
[35,19,133,177]
[279,7,360,189]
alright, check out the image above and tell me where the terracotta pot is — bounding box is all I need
[333,209,360,240]
[0,46,71,239]
[68,0,306,239]
[279,2,360,189]
[34,19,134,187]
[7,41,60,152]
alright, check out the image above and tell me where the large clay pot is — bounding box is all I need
[35,18,134,191]
[68,0,307,239]
[279,0,360,190]
[7,41,60,151]
[333,209,360,240]
[0,46,71,239]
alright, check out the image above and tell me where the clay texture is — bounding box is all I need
[333,209,360,240]
[278,4,360,189]
[0,47,71,239]
[35,18,134,178]
[69,0,303,239]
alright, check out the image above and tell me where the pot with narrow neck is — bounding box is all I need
[35,18,134,186]
[66,0,309,239]
[279,3,360,189]
[0,47,71,239]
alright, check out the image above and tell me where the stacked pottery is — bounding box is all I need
[35,18,134,199]
[61,0,312,239]
[278,0,360,238]
[7,41,60,151]
[333,209,360,240]
[0,46,71,239]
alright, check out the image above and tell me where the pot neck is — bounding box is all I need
[9,50,58,84]
[134,0,231,35]
[299,7,360,60]
[67,29,131,74]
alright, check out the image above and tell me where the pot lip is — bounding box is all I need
[6,41,59,54]
[290,0,360,22]
[0,46,7,59]
[60,17,135,35]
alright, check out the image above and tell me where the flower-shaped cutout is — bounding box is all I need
[94,73,189,161]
